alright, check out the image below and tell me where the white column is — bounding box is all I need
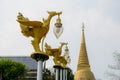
[63,69,65,80]
[65,70,67,80]
[37,60,43,80]
[60,69,63,80]
[56,68,59,80]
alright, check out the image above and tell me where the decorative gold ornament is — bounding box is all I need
[17,11,62,52]
[45,42,68,68]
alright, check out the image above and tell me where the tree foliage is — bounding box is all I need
[43,68,55,80]
[0,58,27,80]
[67,68,74,80]
[105,52,120,80]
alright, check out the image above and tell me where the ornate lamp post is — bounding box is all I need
[45,42,68,80]
[45,43,71,80]
[17,11,62,80]
[17,11,70,80]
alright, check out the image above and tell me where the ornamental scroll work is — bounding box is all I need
[17,11,62,52]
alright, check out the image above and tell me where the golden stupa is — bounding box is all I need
[74,23,95,80]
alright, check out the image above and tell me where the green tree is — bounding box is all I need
[0,58,27,80]
[67,68,74,80]
[43,68,55,80]
[105,52,120,80]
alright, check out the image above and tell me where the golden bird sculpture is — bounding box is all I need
[45,42,68,67]
[17,11,62,52]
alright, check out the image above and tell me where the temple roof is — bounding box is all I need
[0,56,37,70]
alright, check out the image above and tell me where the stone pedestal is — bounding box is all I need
[31,52,49,80]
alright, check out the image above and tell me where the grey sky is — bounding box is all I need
[0,0,120,79]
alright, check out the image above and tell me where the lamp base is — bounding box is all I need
[53,65,63,69]
[31,52,49,61]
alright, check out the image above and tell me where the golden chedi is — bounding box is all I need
[74,23,95,80]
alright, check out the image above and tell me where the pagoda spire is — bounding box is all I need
[77,23,90,70]
[74,23,95,80]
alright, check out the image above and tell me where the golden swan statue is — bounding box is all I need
[17,11,62,52]
[45,42,68,67]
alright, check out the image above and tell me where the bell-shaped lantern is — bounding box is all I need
[53,15,63,39]
[64,45,71,64]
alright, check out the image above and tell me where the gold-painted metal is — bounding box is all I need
[74,23,95,80]
[45,42,68,68]
[17,11,62,52]
[54,15,62,27]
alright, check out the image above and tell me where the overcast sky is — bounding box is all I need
[0,0,120,79]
